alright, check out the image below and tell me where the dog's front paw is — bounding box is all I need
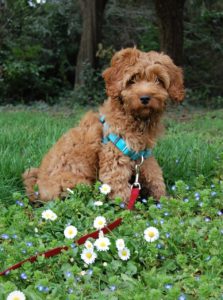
[109,185,131,205]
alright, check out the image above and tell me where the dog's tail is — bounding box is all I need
[22,168,39,201]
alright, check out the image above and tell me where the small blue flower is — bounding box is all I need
[186,185,190,190]
[68,288,74,294]
[199,202,203,207]
[26,242,33,247]
[156,203,162,209]
[5,270,10,275]
[211,191,217,197]
[205,256,211,261]
[44,287,49,292]
[1,234,9,239]
[156,243,163,249]
[160,219,164,224]
[76,276,81,282]
[109,285,116,291]
[220,229,223,235]
[195,276,200,281]
[194,192,200,199]
[153,219,158,224]
[65,271,72,278]
[175,159,179,164]
[134,233,139,237]
[195,196,200,201]
[21,249,27,254]
[37,285,44,292]
[164,212,169,217]
[146,222,150,226]
[217,211,222,216]
[178,294,186,300]
[20,273,27,280]
[120,202,125,208]
[16,200,24,207]
[204,217,211,222]
[87,269,93,276]
[164,284,173,289]
[165,233,171,238]
[141,198,147,204]
[210,184,215,188]
[70,243,76,249]
[12,234,18,239]
[171,185,176,191]
[183,198,189,203]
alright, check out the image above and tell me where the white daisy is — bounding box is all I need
[84,240,94,251]
[42,209,57,221]
[81,249,97,265]
[93,216,106,229]
[118,247,131,261]
[99,184,111,195]
[116,239,125,251]
[7,290,26,300]
[144,226,159,242]
[79,270,86,276]
[94,237,111,251]
[94,201,103,206]
[64,225,78,239]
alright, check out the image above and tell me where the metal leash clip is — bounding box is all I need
[132,156,144,190]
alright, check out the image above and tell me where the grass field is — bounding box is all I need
[0,108,222,203]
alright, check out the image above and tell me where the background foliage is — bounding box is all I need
[0,0,222,106]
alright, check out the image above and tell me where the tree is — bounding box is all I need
[75,0,108,86]
[154,0,186,66]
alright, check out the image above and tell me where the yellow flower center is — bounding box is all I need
[68,229,74,235]
[122,250,127,256]
[86,253,92,259]
[99,241,106,247]
[148,231,155,238]
[98,220,103,225]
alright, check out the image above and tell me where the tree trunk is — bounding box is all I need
[75,0,107,86]
[154,0,186,66]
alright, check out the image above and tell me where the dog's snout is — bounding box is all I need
[140,95,151,104]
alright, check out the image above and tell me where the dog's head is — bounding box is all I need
[103,48,185,120]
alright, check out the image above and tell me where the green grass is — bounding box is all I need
[0,109,223,203]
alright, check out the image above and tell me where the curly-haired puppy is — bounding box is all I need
[23,48,184,203]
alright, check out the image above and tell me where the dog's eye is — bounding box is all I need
[127,76,136,86]
[155,77,164,86]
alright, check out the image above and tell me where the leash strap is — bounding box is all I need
[127,187,140,210]
[0,218,122,276]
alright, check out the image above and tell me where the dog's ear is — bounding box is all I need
[102,48,141,98]
[148,52,185,102]
[166,62,185,102]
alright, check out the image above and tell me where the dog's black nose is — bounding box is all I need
[140,95,151,104]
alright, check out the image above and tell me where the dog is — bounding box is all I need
[23,47,184,204]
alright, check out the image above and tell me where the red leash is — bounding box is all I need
[0,218,122,276]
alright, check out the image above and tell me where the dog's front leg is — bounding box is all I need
[99,147,132,204]
[141,156,166,201]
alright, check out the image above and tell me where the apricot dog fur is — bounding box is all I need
[23,48,184,203]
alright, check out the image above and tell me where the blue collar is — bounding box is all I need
[100,115,152,161]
